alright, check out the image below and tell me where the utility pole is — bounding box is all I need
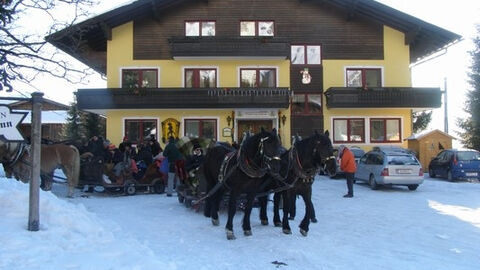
[443,77,448,133]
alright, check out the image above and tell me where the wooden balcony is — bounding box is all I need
[75,88,291,110]
[324,87,442,109]
[169,37,290,59]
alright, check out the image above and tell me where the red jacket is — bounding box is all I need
[340,148,356,173]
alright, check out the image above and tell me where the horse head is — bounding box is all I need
[312,130,336,176]
[242,128,282,176]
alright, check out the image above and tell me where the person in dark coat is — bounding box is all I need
[87,135,104,157]
[149,134,162,157]
[162,136,184,196]
[136,142,153,165]
[185,143,204,172]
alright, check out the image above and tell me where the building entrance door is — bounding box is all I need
[237,120,273,143]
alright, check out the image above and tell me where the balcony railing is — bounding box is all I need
[75,88,291,110]
[169,37,290,58]
[324,87,442,109]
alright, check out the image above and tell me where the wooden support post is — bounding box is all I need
[28,92,43,231]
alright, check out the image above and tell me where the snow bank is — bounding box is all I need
[0,180,172,270]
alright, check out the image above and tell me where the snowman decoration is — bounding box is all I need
[300,68,311,84]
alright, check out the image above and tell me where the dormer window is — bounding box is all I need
[240,21,274,36]
[185,21,216,37]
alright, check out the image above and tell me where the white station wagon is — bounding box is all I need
[355,148,424,191]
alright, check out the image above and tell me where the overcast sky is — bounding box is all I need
[7,0,480,141]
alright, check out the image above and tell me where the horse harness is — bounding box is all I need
[195,135,279,204]
[1,142,28,167]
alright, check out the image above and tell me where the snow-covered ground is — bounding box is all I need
[1,169,479,270]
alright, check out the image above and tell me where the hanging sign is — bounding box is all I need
[161,118,180,143]
[0,105,27,142]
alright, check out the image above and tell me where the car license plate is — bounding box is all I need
[397,169,412,174]
[466,172,478,176]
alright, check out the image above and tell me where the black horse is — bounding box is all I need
[203,128,282,240]
[258,131,336,236]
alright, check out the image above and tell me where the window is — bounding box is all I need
[185,69,217,88]
[122,69,158,88]
[291,45,322,65]
[333,118,365,143]
[370,118,401,143]
[124,119,157,144]
[184,119,217,139]
[240,68,276,87]
[185,21,215,36]
[346,68,382,88]
[291,93,322,115]
[240,21,274,36]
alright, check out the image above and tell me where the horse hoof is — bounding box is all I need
[261,220,269,226]
[288,217,295,220]
[244,230,252,236]
[282,229,292,235]
[274,222,282,227]
[300,229,308,237]
[226,230,236,240]
[311,218,318,223]
[211,219,219,226]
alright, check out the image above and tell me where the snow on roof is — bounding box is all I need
[20,111,68,124]
[405,129,457,140]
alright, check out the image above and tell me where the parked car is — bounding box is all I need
[325,146,365,178]
[355,148,424,190]
[428,149,480,181]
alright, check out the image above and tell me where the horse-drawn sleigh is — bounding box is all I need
[0,140,167,197]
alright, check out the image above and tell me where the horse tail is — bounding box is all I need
[69,145,80,188]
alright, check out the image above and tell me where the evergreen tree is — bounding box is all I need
[457,25,480,150]
[82,112,105,140]
[64,101,84,141]
[412,110,432,134]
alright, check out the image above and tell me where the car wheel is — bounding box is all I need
[407,185,418,191]
[447,170,455,182]
[369,174,378,190]
[429,168,436,178]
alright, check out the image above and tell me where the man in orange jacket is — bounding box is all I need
[339,145,356,198]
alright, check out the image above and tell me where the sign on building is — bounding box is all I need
[0,104,27,142]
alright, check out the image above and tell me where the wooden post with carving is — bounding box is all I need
[28,92,43,231]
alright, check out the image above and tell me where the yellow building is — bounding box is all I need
[48,0,460,149]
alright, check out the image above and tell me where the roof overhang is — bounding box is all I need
[46,0,462,72]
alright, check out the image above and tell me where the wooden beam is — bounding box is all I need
[99,22,112,41]
[405,26,421,45]
[347,0,359,21]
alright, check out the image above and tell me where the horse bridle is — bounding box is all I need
[257,136,281,171]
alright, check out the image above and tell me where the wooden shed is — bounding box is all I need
[405,129,456,169]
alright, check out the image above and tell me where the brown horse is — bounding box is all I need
[0,142,80,197]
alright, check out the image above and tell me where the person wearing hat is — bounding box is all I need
[338,145,356,198]
[162,136,184,197]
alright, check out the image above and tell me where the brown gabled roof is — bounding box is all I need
[46,0,461,75]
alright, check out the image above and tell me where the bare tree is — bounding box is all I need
[0,0,97,93]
